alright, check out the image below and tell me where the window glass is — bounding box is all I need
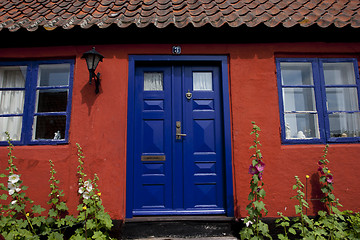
[193,72,213,91]
[329,112,360,138]
[0,116,22,141]
[323,62,356,85]
[38,64,70,86]
[32,115,66,140]
[144,72,163,91]
[0,66,26,141]
[284,113,320,139]
[280,63,313,85]
[326,88,359,111]
[33,63,71,140]
[283,88,316,111]
[36,89,68,112]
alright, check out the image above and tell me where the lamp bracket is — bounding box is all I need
[89,71,101,94]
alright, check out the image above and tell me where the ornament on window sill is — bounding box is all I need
[53,131,61,140]
[285,123,291,139]
[297,131,306,139]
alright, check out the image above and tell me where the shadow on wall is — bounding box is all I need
[309,173,327,215]
[80,81,102,116]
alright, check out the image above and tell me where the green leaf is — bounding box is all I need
[253,201,266,212]
[92,231,107,240]
[57,202,68,211]
[0,194,8,200]
[288,227,296,235]
[48,232,64,240]
[70,234,86,240]
[48,208,58,217]
[32,205,45,214]
[248,192,255,201]
[77,204,84,211]
[258,188,266,198]
[32,216,45,227]
[0,173,7,178]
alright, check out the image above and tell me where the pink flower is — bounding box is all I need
[249,165,258,175]
[318,166,324,174]
[326,175,333,183]
[256,161,265,172]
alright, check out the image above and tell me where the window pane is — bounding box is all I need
[0,116,22,141]
[193,72,213,91]
[144,72,163,91]
[323,62,356,85]
[0,66,26,115]
[329,112,360,138]
[284,113,320,139]
[0,66,26,88]
[32,115,66,140]
[0,91,25,114]
[280,62,313,85]
[326,87,359,111]
[283,88,316,111]
[36,90,68,112]
[38,64,70,86]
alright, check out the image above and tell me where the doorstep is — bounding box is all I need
[120,216,240,240]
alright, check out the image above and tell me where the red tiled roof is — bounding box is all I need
[0,0,359,32]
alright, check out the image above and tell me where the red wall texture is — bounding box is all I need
[0,43,359,220]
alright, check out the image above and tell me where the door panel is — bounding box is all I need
[132,64,225,215]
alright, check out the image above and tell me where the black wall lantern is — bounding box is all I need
[81,47,104,94]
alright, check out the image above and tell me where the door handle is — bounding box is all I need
[176,121,187,140]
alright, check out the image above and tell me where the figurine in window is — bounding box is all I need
[285,124,291,139]
[297,131,306,139]
[53,131,61,140]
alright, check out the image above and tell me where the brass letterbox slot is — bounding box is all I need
[141,155,166,161]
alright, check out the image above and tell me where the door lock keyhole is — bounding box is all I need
[186,90,192,100]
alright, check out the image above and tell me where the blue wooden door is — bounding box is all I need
[132,64,225,215]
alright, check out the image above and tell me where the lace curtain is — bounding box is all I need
[193,72,212,91]
[144,72,163,91]
[0,68,26,141]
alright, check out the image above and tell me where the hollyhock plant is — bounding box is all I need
[240,122,271,240]
[317,144,342,214]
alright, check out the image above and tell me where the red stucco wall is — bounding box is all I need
[0,43,359,220]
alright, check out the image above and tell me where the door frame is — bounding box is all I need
[126,55,233,218]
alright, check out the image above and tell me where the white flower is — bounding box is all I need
[78,187,85,194]
[84,180,93,192]
[82,192,90,199]
[86,185,93,192]
[8,182,16,190]
[15,187,21,193]
[243,218,253,227]
[8,174,20,184]
[9,189,15,195]
[11,200,17,205]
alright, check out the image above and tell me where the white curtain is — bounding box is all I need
[0,68,26,141]
[144,72,163,91]
[193,72,213,91]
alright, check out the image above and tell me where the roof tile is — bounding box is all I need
[0,0,359,31]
